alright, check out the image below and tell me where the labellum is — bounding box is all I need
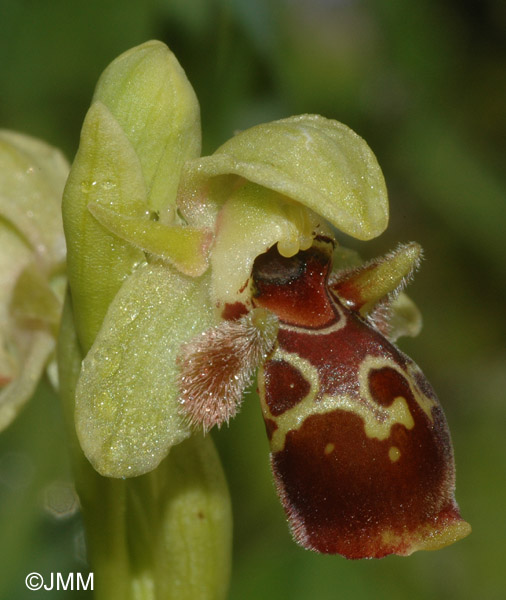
[179,235,471,559]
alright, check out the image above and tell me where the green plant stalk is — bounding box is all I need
[58,296,131,599]
[58,296,232,600]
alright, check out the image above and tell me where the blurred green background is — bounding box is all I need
[1,0,505,598]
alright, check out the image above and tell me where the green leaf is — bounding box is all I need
[179,114,388,240]
[75,261,217,478]
[93,40,201,218]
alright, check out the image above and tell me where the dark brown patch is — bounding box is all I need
[263,359,311,416]
[368,366,412,407]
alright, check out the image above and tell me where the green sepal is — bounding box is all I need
[75,260,218,478]
[62,101,146,354]
[179,114,388,240]
[92,40,201,217]
[88,203,211,277]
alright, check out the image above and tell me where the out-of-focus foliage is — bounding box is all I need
[0,0,504,598]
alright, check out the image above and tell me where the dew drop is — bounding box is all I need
[80,180,97,194]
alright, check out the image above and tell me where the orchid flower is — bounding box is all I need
[62,40,470,563]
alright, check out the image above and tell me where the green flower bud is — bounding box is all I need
[0,130,68,430]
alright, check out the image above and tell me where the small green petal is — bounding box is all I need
[334,242,422,316]
[75,261,217,478]
[93,40,201,217]
[180,114,388,240]
[62,101,146,353]
[388,292,423,342]
[330,244,423,342]
[88,203,211,277]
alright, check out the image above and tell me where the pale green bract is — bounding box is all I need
[75,261,218,478]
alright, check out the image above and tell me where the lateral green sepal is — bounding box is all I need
[75,260,218,478]
[62,101,146,353]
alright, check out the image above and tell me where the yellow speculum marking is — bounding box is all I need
[361,396,414,441]
[261,349,431,453]
[389,446,401,462]
[324,443,335,455]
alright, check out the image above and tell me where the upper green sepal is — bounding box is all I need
[75,261,218,478]
[93,40,201,217]
[179,114,389,240]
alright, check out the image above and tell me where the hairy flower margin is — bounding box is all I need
[2,39,470,575]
